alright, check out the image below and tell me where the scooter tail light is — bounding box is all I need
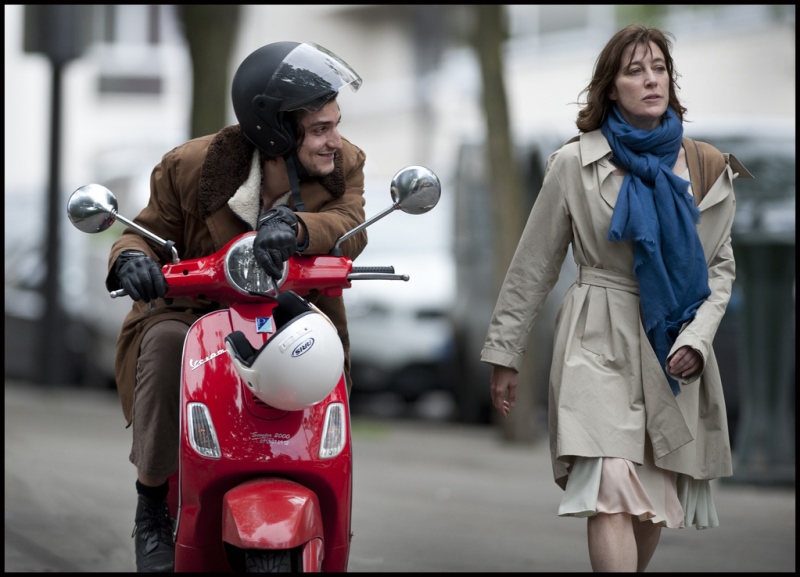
[187,402,221,459]
[319,402,346,459]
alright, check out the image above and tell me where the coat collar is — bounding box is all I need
[579,129,613,167]
[696,152,751,212]
[577,130,747,213]
[196,125,346,222]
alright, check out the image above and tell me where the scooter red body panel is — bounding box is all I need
[160,233,352,301]
[173,301,353,572]
[221,479,323,549]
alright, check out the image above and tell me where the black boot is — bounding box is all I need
[132,494,175,572]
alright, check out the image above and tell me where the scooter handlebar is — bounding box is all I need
[347,266,409,282]
[108,261,409,300]
[351,266,395,274]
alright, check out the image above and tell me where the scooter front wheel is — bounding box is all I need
[244,549,302,573]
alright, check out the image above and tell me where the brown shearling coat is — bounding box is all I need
[106,125,367,424]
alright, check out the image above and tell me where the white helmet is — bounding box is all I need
[225,291,344,411]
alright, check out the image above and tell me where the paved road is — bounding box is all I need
[4,381,795,572]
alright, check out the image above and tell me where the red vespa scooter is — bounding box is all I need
[66,166,441,573]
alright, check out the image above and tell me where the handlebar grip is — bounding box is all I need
[351,266,395,274]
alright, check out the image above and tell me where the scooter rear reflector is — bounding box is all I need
[319,402,346,459]
[188,402,222,459]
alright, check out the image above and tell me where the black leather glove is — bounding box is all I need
[253,206,299,280]
[114,250,168,303]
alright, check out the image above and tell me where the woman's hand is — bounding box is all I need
[667,345,704,379]
[490,365,519,419]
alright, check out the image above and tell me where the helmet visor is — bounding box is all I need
[265,42,362,112]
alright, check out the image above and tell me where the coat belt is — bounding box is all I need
[577,265,639,295]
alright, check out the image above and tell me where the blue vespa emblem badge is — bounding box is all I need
[255,317,273,334]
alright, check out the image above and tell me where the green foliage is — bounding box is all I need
[178,5,241,139]
[615,4,670,28]
[615,5,725,29]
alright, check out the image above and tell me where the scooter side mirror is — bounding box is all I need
[66,183,119,233]
[331,165,441,255]
[390,165,441,215]
[66,183,181,263]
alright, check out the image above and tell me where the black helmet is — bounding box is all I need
[232,41,362,158]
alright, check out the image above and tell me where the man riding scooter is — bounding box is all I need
[104,41,367,572]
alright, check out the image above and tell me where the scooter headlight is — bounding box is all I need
[224,235,287,296]
[187,402,221,459]
[319,402,347,459]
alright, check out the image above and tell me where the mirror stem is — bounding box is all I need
[330,203,397,256]
[114,213,180,263]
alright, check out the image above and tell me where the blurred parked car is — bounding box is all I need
[4,148,165,388]
[345,176,459,404]
[683,117,796,448]
[450,129,577,424]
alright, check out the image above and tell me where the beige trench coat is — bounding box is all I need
[481,129,750,490]
[106,125,367,425]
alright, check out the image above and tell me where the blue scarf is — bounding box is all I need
[601,105,710,396]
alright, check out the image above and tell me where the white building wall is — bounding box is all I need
[433,6,796,161]
[4,6,52,197]
[4,5,191,208]
[232,6,795,204]
[4,4,191,355]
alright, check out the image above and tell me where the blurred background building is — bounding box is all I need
[5,6,795,474]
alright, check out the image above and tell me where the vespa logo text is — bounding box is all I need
[189,349,227,371]
[291,338,315,358]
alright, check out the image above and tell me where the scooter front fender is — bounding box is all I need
[222,478,324,552]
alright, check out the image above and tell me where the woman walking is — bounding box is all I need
[481,24,751,572]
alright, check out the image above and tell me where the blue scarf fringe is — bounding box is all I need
[601,106,711,396]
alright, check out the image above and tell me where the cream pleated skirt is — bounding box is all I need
[558,436,719,529]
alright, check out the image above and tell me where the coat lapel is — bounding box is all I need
[226,150,262,230]
[599,165,621,209]
[579,131,619,209]
[197,125,253,220]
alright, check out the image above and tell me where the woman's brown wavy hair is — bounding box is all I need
[575,25,687,133]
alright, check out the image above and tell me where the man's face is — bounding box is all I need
[296,99,342,178]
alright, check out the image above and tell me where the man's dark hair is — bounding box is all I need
[287,93,339,149]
